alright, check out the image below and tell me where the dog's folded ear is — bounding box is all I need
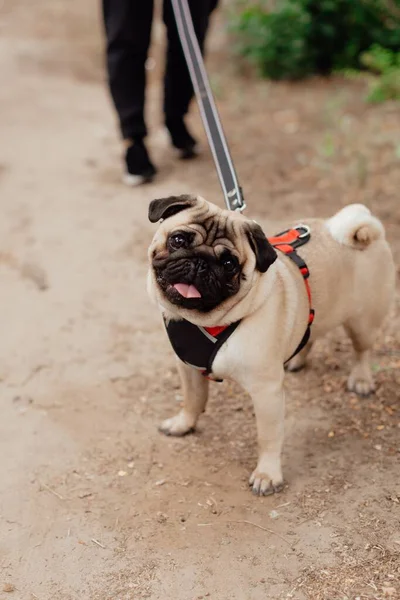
[246,221,277,273]
[148,195,197,223]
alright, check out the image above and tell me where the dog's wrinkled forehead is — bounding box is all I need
[149,194,244,249]
[186,214,237,250]
[179,210,245,256]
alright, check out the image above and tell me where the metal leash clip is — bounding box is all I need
[227,187,246,212]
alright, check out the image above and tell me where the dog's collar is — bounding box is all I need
[164,226,315,381]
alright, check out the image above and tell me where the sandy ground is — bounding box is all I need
[0,2,399,599]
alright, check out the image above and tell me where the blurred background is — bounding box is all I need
[0,1,399,599]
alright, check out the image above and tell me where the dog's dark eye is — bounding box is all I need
[169,232,188,250]
[221,255,238,273]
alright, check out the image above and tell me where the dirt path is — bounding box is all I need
[0,2,399,599]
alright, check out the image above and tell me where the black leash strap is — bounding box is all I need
[171,0,246,212]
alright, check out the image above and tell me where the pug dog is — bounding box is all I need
[147,195,395,495]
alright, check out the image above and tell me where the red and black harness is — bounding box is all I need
[164,226,315,381]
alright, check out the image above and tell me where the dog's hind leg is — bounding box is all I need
[285,341,313,373]
[344,320,376,397]
[159,360,209,436]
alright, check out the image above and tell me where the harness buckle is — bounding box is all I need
[296,224,311,239]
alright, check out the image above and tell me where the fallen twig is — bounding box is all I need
[91,538,106,549]
[18,364,49,388]
[198,519,293,547]
[377,349,400,356]
[40,482,64,500]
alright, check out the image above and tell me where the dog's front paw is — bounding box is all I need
[159,411,195,437]
[347,369,375,397]
[249,468,284,497]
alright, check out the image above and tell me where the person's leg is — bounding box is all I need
[102,0,157,184]
[163,0,219,158]
[102,0,154,140]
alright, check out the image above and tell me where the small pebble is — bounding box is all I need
[156,512,168,524]
[3,583,15,593]
[21,262,48,290]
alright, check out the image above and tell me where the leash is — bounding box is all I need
[171,0,246,213]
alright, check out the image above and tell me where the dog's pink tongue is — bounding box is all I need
[173,283,201,298]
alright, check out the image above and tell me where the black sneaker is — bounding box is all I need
[123,140,157,186]
[166,118,198,160]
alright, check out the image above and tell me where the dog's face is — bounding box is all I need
[148,195,277,318]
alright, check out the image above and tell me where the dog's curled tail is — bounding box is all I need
[326,204,385,249]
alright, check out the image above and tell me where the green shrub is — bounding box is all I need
[229,0,400,80]
[230,2,313,80]
[361,44,400,102]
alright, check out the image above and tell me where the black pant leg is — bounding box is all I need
[162,0,219,122]
[102,0,154,140]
